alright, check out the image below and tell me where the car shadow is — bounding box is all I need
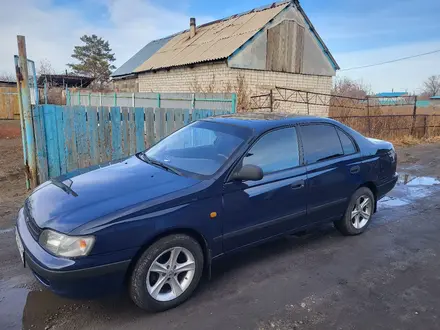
[21,223,342,328]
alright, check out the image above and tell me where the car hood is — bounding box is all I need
[26,155,200,233]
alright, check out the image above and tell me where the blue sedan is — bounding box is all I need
[16,113,397,311]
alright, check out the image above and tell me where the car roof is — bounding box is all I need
[202,112,338,134]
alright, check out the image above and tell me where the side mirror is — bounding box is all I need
[232,164,263,181]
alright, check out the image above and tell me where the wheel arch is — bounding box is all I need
[359,181,378,212]
[124,228,211,283]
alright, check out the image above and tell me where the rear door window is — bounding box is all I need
[300,125,343,164]
[242,127,300,174]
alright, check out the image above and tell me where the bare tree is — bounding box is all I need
[332,77,372,98]
[38,58,56,76]
[422,75,440,97]
[0,71,16,82]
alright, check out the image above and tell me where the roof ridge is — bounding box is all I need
[151,1,290,43]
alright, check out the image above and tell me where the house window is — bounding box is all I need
[266,20,304,74]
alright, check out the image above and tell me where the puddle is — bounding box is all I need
[378,174,440,209]
[0,287,28,330]
[0,227,14,235]
[400,176,440,186]
[0,282,80,330]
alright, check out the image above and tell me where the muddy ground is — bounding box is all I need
[1,120,440,330]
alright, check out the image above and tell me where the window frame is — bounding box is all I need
[335,127,359,156]
[298,123,360,165]
[226,125,304,182]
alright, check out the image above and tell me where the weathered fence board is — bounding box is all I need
[134,107,145,152]
[33,105,230,182]
[110,107,122,160]
[87,107,99,165]
[55,106,67,175]
[145,108,155,148]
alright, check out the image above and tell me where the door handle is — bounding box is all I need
[291,180,305,189]
[350,165,360,174]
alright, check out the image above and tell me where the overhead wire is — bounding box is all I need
[339,49,440,71]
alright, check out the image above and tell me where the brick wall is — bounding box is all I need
[138,62,332,116]
[112,77,138,93]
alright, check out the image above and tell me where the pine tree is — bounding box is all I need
[67,35,116,88]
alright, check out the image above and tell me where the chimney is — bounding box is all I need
[190,17,196,38]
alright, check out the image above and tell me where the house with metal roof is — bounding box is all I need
[430,95,440,106]
[112,0,338,115]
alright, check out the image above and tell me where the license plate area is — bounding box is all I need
[15,228,25,267]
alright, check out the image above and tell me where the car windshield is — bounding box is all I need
[144,121,250,177]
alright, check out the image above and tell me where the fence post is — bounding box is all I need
[157,93,161,108]
[44,80,48,104]
[306,91,309,115]
[88,92,91,106]
[366,96,372,135]
[132,93,135,107]
[423,115,428,137]
[99,92,102,106]
[114,92,117,106]
[14,55,29,189]
[191,93,195,111]
[231,93,236,113]
[411,96,418,136]
[65,86,69,105]
[269,89,274,113]
[77,90,81,106]
[17,35,37,188]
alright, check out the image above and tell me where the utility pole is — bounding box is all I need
[17,35,37,188]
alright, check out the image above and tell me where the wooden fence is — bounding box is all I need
[33,105,231,183]
[0,87,20,119]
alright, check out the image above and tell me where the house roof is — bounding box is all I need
[112,36,174,78]
[375,92,408,97]
[0,80,16,86]
[134,2,289,73]
[112,0,339,76]
[37,74,94,87]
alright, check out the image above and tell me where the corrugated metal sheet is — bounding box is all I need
[134,2,289,73]
[376,92,408,97]
[112,36,173,77]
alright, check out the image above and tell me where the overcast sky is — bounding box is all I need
[1,0,439,93]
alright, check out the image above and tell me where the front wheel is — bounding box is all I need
[129,234,204,312]
[334,187,375,236]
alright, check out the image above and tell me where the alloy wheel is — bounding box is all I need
[146,247,196,302]
[351,195,372,229]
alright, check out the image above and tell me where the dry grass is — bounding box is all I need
[329,102,440,142]
[389,135,440,147]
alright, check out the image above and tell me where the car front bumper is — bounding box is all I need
[16,208,132,298]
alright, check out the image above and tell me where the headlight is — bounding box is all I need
[39,230,95,257]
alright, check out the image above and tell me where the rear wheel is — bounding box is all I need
[129,234,204,312]
[334,187,374,236]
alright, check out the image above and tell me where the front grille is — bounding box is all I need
[24,202,42,241]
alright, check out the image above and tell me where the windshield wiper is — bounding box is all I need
[316,153,344,162]
[139,154,183,176]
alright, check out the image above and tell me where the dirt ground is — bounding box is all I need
[0,120,28,230]
[1,119,440,330]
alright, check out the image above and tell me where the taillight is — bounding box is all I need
[388,148,396,163]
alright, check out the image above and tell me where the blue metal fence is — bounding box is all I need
[33,105,231,183]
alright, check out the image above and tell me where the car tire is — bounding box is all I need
[129,234,204,312]
[334,187,375,236]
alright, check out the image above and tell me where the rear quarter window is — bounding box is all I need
[336,129,357,155]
